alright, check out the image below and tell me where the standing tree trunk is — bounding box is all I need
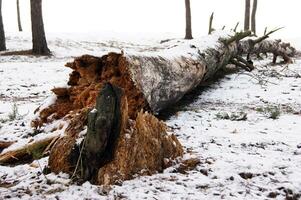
[185,0,193,39]
[244,0,251,31]
[251,0,257,35]
[0,0,6,51]
[208,12,214,35]
[17,0,22,32]
[30,0,50,55]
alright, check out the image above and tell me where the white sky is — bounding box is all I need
[2,0,301,39]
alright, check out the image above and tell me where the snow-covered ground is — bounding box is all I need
[0,33,301,200]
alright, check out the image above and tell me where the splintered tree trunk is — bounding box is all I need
[251,0,257,34]
[30,0,50,55]
[17,0,23,32]
[0,0,6,51]
[185,0,193,39]
[244,0,251,31]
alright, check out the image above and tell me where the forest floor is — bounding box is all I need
[0,32,301,200]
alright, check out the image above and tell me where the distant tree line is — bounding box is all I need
[0,0,260,53]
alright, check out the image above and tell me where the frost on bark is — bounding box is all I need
[30,0,50,55]
[0,0,6,51]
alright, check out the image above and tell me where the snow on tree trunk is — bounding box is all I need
[32,32,239,128]
[31,31,297,130]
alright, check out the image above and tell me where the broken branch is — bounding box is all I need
[224,30,252,45]
[208,12,214,34]
[253,27,284,44]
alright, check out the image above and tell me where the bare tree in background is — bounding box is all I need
[251,0,257,34]
[17,0,22,32]
[30,0,50,55]
[185,0,193,39]
[244,0,251,31]
[0,0,6,51]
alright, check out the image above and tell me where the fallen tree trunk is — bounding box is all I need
[32,32,241,128]
[1,31,297,185]
[37,32,243,184]
[31,31,297,128]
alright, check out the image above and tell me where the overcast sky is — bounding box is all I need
[2,0,301,39]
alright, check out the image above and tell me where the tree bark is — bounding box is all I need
[0,0,6,51]
[251,0,257,34]
[80,83,123,182]
[185,0,193,39]
[30,0,50,55]
[244,0,251,31]
[17,0,22,32]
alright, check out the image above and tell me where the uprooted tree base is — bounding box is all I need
[1,31,297,185]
